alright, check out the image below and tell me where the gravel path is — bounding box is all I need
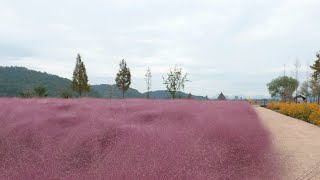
[255,106,320,180]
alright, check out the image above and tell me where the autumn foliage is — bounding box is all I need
[267,102,320,126]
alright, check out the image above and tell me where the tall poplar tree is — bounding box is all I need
[115,59,131,98]
[71,53,90,96]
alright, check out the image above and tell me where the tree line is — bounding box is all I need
[267,52,320,103]
[29,53,199,99]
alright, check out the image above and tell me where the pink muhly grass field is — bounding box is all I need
[0,98,279,179]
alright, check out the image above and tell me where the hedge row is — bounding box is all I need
[267,102,320,126]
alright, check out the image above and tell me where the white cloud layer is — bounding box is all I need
[0,0,319,97]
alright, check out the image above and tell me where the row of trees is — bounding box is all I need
[70,53,191,99]
[267,52,320,103]
[70,55,133,98]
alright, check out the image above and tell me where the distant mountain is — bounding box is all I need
[0,66,206,99]
[89,84,144,98]
[145,90,206,100]
[0,66,71,97]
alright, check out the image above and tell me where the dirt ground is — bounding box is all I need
[255,106,320,180]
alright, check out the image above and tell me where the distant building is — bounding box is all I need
[218,92,226,100]
[293,95,306,103]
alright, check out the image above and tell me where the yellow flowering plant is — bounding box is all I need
[267,102,320,126]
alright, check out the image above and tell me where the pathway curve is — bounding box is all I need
[255,106,320,180]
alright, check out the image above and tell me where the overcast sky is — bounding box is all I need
[1,0,320,98]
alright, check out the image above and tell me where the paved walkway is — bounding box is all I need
[255,107,320,180]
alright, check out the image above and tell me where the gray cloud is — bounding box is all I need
[0,42,33,59]
[0,0,319,97]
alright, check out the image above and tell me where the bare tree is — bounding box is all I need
[163,65,189,99]
[305,62,311,102]
[144,67,152,99]
[294,59,301,103]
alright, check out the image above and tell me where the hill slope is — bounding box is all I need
[145,90,206,100]
[0,66,206,99]
[90,84,144,98]
[0,66,71,97]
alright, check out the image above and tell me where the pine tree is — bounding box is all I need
[71,53,90,96]
[115,59,131,98]
[310,53,320,81]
